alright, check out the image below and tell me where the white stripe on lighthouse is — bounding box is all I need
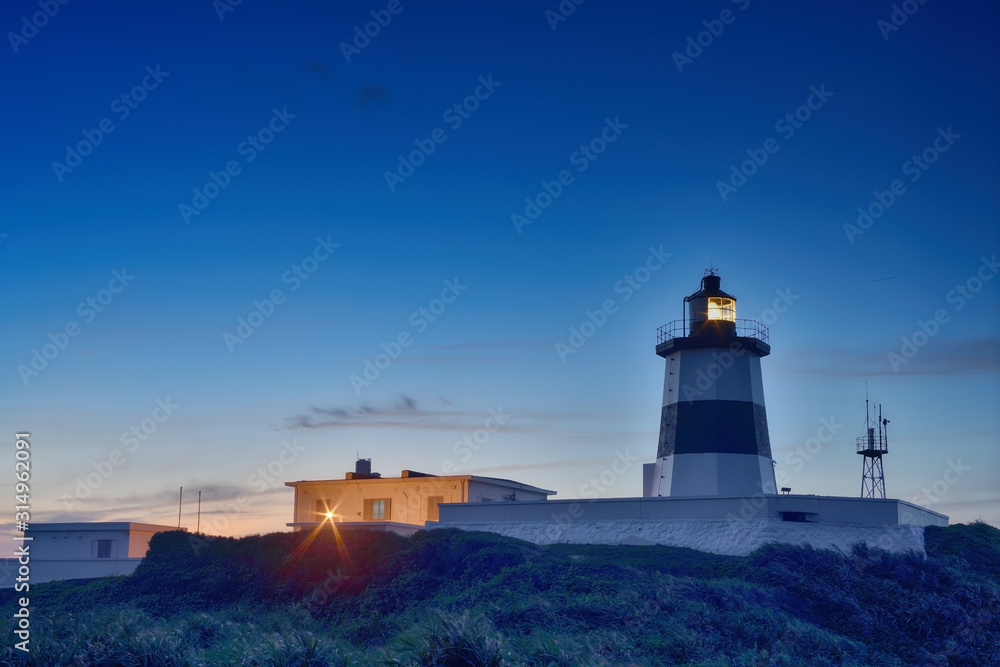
[654,453,777,497]
[663,349,763,407]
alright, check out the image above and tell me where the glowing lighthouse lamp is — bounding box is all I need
[644,270,777,498]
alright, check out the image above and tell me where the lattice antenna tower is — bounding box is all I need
[857,386,890,499]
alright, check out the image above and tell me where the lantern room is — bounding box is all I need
[685,272,737,338]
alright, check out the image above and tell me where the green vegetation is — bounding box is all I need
[1,522,997,665]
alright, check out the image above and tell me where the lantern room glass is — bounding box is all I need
[707,297,735,321]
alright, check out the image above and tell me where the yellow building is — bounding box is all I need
[286,459,555,535]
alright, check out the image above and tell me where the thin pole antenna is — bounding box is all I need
[865,382,870,427]
[178,486,183,528]
[197,491,202,534]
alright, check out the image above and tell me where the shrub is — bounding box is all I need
[389,610,505,667]
[2,521,997,665]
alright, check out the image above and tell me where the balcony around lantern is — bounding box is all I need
[655,318,771,358]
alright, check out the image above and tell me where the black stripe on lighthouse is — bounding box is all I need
[657,401,771,458]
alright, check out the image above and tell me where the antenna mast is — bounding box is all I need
[857,391,889,499]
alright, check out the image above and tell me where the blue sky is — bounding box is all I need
[2,0,997,538]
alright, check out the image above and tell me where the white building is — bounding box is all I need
[0,522,180,587]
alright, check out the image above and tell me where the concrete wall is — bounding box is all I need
[0,557,142,586]
[335,521,423,537]
[432,494,946,557]
[429,518,929,557]
[436,495,947,527]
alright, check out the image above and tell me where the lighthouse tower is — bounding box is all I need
[645,271,777,498]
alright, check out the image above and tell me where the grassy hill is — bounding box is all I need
[1,522,997,665]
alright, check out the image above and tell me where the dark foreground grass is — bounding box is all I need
[0,521,997,665]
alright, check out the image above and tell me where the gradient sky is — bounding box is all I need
[2,0,998,542]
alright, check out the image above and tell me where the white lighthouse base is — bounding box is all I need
[649,453,777,497]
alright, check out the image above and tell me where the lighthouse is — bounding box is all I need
[645,271,777,498]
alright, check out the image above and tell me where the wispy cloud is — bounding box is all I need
[387,340,549,365]
[41,484,290,524]
[283,395,628,433]
[465,458,617,474]
[778,335,1000,377]
[285,394,477,431]
[357,82,391,109]
[423,340,547,351]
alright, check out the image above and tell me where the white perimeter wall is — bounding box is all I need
[0,558,142,587]
[430,518,928,557]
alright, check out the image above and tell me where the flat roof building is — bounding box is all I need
[286,459,555,536]
[0,522,180,587]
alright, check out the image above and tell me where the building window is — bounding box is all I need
[363,498,390,521]
[313,499,334,521]
[95,540,113,559]
[707,297,735,321]
[426,496,443,521]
